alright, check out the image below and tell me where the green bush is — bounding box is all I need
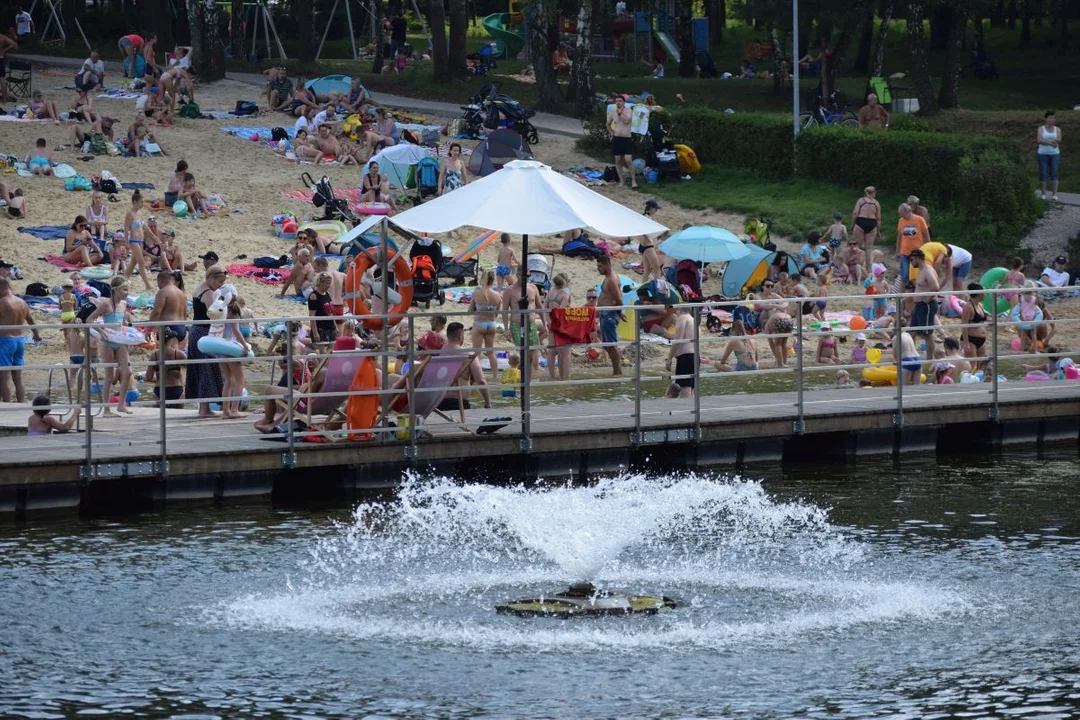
[954,150,1040,256]
[666,109,794,180]
[888,114,931,133]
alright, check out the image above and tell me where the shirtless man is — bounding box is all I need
[596,255,624,376]
[0,277,41,403]
[908,248,940,360]
[313,123,343,164]
[280,248,315,297]
[501,273,543,372]
[312,256,346,308]
[148,269,189,347]
[665,307,695,398]
[439,322,492,411]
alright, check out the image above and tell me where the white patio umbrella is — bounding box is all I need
[391,159,669,435]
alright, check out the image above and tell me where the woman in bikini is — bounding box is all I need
[69,88,94,123]
[543,273,572,379]
[64,215,105,267]
[361,162,382,203]
[851,186,881,275]
[763,296,793,368]
[85,276,134,416]
[86,192,108,244]
[714,320,758,372]
[363,108,398,156]
[469,269,502,382]
[123,191,153,291]
[960,282,989,368]
[635,236,662,284]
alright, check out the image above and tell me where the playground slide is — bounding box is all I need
[482,12,527,60]
[654,30,681,64]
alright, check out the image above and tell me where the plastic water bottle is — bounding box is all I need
[81,140,91,154]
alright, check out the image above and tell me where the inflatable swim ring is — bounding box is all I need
[197,335,251,358]
[90,325,146,346]
[1025,371,1051,382]
[1009,303,1044,330]
[356,202,391,216]
[298,220,349,243]
[978,267,1010,315]
[343,246,413,330]
[861,365,927,386]
[82,266,113,280]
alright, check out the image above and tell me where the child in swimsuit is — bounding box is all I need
[1004,257,1025,306]
[87,192,108,244]
[109,230,128,278]
[495,233,518,291]
[28,138,53,176]
[6,189,26,218]
[179,172,207,215]
[816,323,840,364]
[27,395,79,436]
[850,333,868,364]
[145,328,187,408]
[827,212,848,248]
[124,191,153,291]
[811,274,829,322]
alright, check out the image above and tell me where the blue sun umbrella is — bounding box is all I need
[659,226,751,263]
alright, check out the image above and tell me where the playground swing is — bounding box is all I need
[315,0,432,61]
[221,0,287,62]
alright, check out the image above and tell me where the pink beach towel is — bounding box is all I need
[44,254,82,270]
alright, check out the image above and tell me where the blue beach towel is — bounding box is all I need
[273,293,307,305]
[120,182,155,190]
[18,225,69,240]
[221,126,296,141]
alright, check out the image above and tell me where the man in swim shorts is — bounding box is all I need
[596,255,624,376]
[148,269,189,346]
[0,277,41,402]
[909,248,940,361]
[894,330,922,385]
[665,307,696,398]
[501,273,543,372]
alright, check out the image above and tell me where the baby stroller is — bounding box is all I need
[302,172,360,227]
[409,238,445,308]
[675,259,703,300]
[527,253,554,292]
[647,123,681,183]
[438,258,479,287]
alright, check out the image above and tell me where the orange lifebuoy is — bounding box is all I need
[344,246,413,330]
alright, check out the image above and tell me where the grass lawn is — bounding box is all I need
[642,166,1031,263]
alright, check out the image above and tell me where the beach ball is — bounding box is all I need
[849,315,867,331]
[586,347,600,361]
[1010,337,1022,351]
[281,220,297,234]
[866,348,882,364]
[125,389,140,404]
[173,201,188,217]
[1066,365,1080,380]
[251,133,261,141]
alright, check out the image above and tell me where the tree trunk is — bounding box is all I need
[527,0,562,110]
[929,4,950,50]
[61,0,76,45]
[870,0,893,77]
[938,4,967,109]
[1059,0,1071,47]
[448,0,468,78]
[677,0,695,77]
[705,0,722,44]
[372,0,385,73]
[570,3,594,117]
[175,0,192,44]
[990,0,1005,28]
[230,0,245,59]
[187,0,226,81]
[1006,0,1017,28]
[905,1,937,114]
[427,0,449,81]
[823,5,861,101]
[974,10,986,53]
[1020,2,1032,48]
[297,0,314,61]
[768,22,783,94]
[852,2,876,74]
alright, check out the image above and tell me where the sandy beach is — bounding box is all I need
[0,71,1076,400]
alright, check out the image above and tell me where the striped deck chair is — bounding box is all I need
[387,353,477,432]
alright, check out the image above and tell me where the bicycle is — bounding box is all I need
[799,104,859,129]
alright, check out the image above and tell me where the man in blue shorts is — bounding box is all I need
[596,255,624,376]
[0,276,41,403]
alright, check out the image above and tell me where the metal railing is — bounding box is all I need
[0,283,1076,475]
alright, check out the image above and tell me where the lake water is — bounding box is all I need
[2,450,1079,719]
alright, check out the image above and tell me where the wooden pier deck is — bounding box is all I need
[1,382,1077,516]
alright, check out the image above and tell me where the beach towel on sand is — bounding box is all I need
[44,254,82,270]
[19,225,70,240]
[222,126,297,141]
[120,182,155,190]
[227,263,290,285]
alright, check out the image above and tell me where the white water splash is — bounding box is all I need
[211,473,970,649]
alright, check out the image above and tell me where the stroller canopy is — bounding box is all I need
[364,143,432,189]
[468,128,532,177]
[721,245,803,297]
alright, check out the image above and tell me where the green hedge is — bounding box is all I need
[664,108,794,180]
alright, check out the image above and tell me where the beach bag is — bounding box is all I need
[64,175,93,191]
[88,278,111,298]
[656,150,681,180]
[233,100,258,116]
[270,126,288,142]
[254,255,289,269]
[89,132,109,155]
[98,178,118,194]
[421,128,440,145]
[602,166,618,182]
[178,101,200,118]
[674,144,701,174]
[25,282,48,297]
[416,156,440,192]
[561,238,606,259]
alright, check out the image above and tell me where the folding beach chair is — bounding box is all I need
[7,60,32,100]
[386,353,477,433]
[278,350,362,438]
